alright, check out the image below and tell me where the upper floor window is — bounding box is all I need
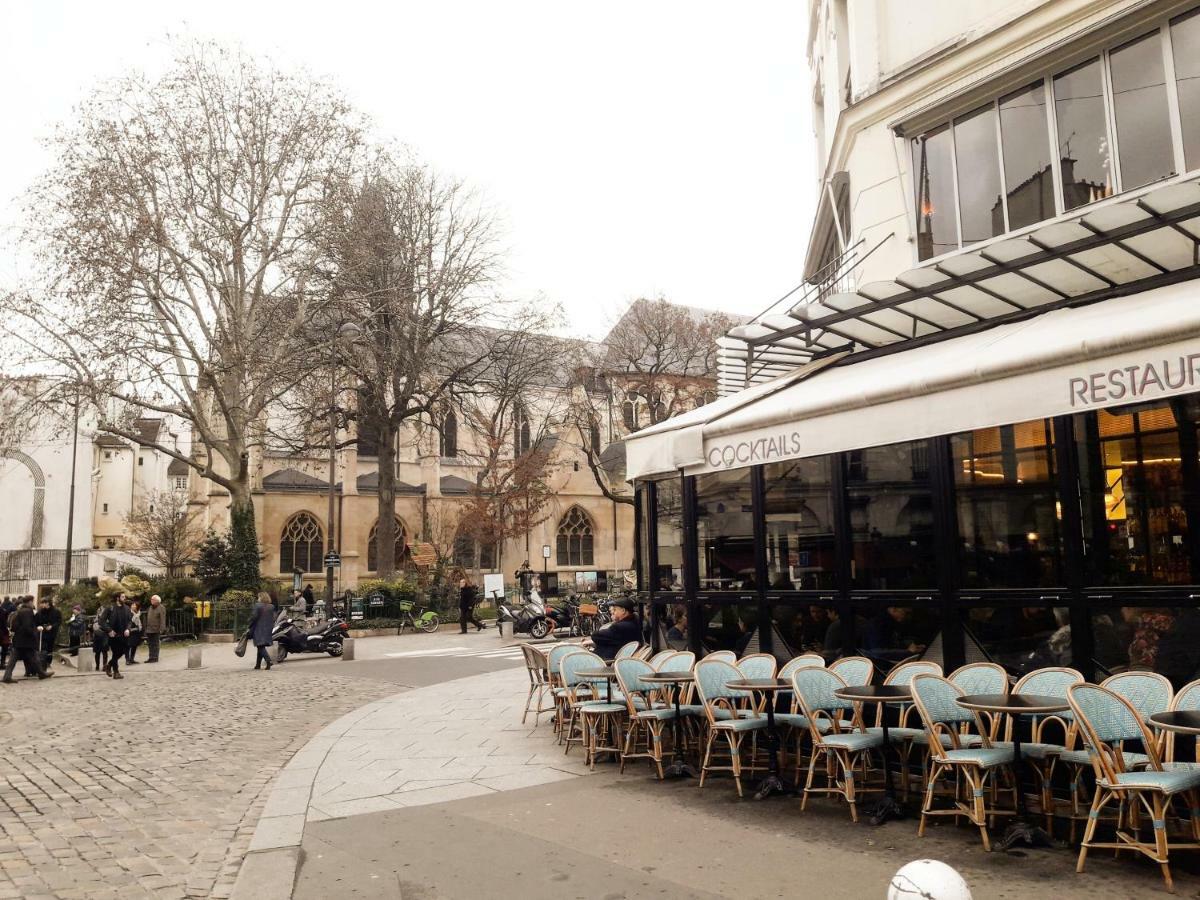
[513,403,531,457]
[911,15,1193,262]
[440,408,458,458]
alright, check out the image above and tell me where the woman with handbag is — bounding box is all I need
[247,592,275,671]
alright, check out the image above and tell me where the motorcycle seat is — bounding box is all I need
[303,624,328,636]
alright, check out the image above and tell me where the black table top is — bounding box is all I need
[834,685,912,703]
[727,678,789,692]
[957,694,1069,714]
[1150,710,1200,734]
[577,667,615,679]
[641,671,695,683]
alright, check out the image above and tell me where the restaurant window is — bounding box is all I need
[1091,605,1200,688]
[962,601,1065,676]
[698,601,760,655]
[854,601,940,668]
[661,601,689,650]
[654,477,685,591]
[1172,9,1200,170]
[912,123,958,261]
[1109,31,1174,190]
[771,599,841,660]
[999,82,1055,230]
[953,419,1063,587]
[845,440,936,589]
[696,468,755,591]
[1053,58,1114,210]
[763,457,836,590]
[1077,400,1192,585]
[953,104,1004,244]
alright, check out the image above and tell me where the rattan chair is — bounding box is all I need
[830,655,874,687]
[779,653,825,679]
[632,645,654,661]
[694,659,769,797]
[1005,666,1083,832]
[648,650,675,668]
[1164,679,1200,768]
[865,660,943,798]
[705,650,737,664]
[614,641,641,660]
[615,657,674,778]
[1068,682,1200,893]
[547,644,589,740]
[520,644,555,725]
[560,649,624,765]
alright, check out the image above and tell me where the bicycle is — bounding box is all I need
[397,597,441,634]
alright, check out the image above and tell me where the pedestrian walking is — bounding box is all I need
[302,584,315,616]
[102,594,132,680]
[143,594,165,663]
[67,605,86,656]
[2,596,53,683]
[0,596,14,670]
[248,592,275,671]
[36,597,62,669]
[458,577,484,633]
[92,601,110,671]
[126,601,143,664]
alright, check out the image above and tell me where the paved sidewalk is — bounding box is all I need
[234,667,588,898]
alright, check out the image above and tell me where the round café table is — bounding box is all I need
[728,678,792,800]
[641,670,699,778]
[956,693,1069,851]
[1150,710,1200,735]
[577,666,617,703]
[834,685,912,824]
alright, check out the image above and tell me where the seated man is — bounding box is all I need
[586,597,642,661]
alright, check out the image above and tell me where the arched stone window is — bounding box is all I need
[280,512,324,573]
[368,517,408,572]
[513,403,532,456]
[556,506,594,567]
[440,409,458,458]
[453,531,496,570]
[621,397,638,432]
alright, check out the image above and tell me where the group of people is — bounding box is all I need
[88,593,167,678]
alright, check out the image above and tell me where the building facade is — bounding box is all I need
[634,0,1200,687]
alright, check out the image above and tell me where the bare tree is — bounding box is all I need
[316,158,503,579]
[125,490,204,577]
[4,40,364,578]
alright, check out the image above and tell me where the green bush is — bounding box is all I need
[357,576,420,599]
[55,581,102,614]
[151,577,203,609]
[220,589,258,606]
[116,564,151,582]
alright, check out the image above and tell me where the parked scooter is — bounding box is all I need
[497,591,554,639]
[272,613,348,661]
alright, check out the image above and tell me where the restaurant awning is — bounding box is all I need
[627,277,1200,480]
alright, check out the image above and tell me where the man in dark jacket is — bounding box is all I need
[102,595,133,680]
[248,592,275,670]
[3,597,53,683]
[0,596,14,670]
[302,584,315,617]
[458,578,484,633]
[143,594,166,663]
[35,598,62,669]
[586,597,642,661]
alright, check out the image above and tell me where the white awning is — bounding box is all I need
[627,278,1200,480]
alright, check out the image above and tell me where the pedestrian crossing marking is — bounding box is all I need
[383,645,524,662]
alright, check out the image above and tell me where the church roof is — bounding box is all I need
[167,458,190,477]
[439,474,476,495]
[353,471,425,495]
[262,468,331,492]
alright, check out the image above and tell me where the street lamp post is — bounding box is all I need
[326,321,362,608]
[542,543,551,590]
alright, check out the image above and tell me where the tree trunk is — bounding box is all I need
[226,468,260,590]
[376,425,397,580]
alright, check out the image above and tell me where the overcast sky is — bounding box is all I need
[0,1,816,340]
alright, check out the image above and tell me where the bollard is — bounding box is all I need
[497,620,511,640]
[77,651,97,673]
[268,643,281,663]
[341,638,355,661]
[187,645,203,669]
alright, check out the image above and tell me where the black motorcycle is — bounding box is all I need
[497,595,553,639]
[272,614,348,661]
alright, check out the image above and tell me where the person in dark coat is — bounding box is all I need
[248,592,275,670]
[458,578,484,633]
[0,596,14,671]
[35,597,62,668]
[586,597,642,660]
[102,594,133,679]
[2,597,52,682]
[67,605,86,657]
[302,584,315,616]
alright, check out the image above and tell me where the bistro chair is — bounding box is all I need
[520,644,555,725]
[1068,682,1200,893]
[736,652,778,681]
[1164,679,1200,768]
[792,666,881,822]
[910,674,1016,851]
[694,659,769,797]
[1006,666,1083,833]
[830,656,874,687]
[779,654,826,680]
[948,663,1008,739]
[705,650,737,664]
[776,654,830,766]
[632,645,654,661]
[648,650,675,668]
[657,651,695,672]
[547,644,589,740]
[615,657,674,779]
[614,641,641,661]
[865,660,943,798]
[560,649,624,764]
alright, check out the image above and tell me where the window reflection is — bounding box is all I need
[858,604,938,665]
[696,469,755,591]
[964,605,1063,674]
[1054,58,1113,210]
[954,419,1063,587]
[1172,9,1200,171]
[846,441,936,589]
[1093,607,1200,687]
[1000,83,1055,229]
[637,484,651,591]
[654,478,684,591]
[954,104,1004,244]
[763,458,836,590]
[699,602,759,655]
[1110,31,1174,189]
[771,600,841,659]
[913,124,958,261]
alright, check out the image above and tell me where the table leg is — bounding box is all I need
[662,683,698,779]
[866,714,906,825]
[994,714,1059,851]
[751,700,791,800]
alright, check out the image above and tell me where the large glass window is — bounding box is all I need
[845,441,936,588]
[696,469,755,591]
[1172,9,1200,170]
[763,457,836,590]
[999,82,1055,229]
[963,602,1065,675]
[1093,606,1200,688]
[913,124,959,261]
[1078,400,1193,585]
[954,104,1004,244]
[855,602,939,667]
[1110,32,1174,189]
[1054,58,1114,210]
[771,599,843,660]
[636,484,651,591]
[953,419,1063,587]
[698,601,760,655]
[654,477,685,592]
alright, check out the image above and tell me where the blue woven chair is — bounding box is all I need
[615,657,673,778]
[1164,679,1200,769]
[657,651,695,672]
[1006,666,1083,833]
[910,674,1016,850]
[1068,682,1200,893]
[792,666,881,822]
[647,650,675,668]
[865,660,943,799]
[776,654,828,770]
[779,653,825,680]
[548,645,589,741]
[614,641,641,661]
[694,659,769,797]
[830,656,874,687]
[736,652,778,681]
[705,650,737,664]
[560,649,624,764]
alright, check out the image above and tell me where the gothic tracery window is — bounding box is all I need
[556,506,594,567]
[280,512,324,573]
[368,517,408,572]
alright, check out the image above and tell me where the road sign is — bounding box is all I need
[368,591,385,606]
[324,552,341,568]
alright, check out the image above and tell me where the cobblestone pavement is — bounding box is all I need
[0,667,396,899]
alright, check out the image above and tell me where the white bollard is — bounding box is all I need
[888,860,971,900]
[497,620,511,640]
[341,638,355,661]
[187,645,203,669]
[77,651,97,673]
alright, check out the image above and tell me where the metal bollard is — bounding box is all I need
[187,645,203,669]
[78,651,97,673]
[341,638,355,661]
